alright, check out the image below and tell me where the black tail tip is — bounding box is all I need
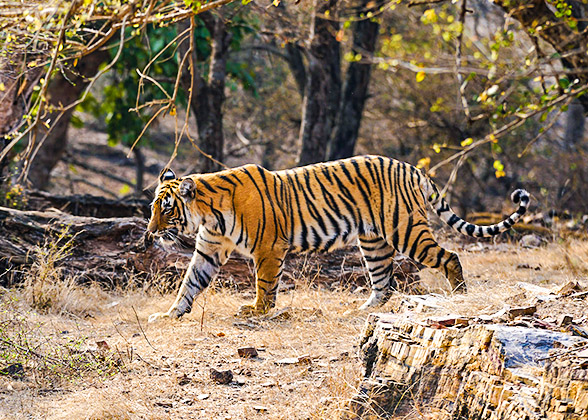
[511,189,530,204]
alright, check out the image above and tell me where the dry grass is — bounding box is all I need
[1,238,587,419]
[21,228,109,318]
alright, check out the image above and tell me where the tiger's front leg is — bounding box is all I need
[148,230,233,323]
[238,251,285,317]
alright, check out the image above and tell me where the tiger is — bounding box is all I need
[146,155,530,322]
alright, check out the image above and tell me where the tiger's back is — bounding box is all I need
[146,155,529,321]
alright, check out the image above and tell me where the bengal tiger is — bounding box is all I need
[146,155,529,322]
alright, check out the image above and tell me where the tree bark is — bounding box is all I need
[493,0,588,114]
[0,58,42,185]
[297,0,342,166]
[179,14,231,173]
[26,50,109,190]
[285,42,307,98]
[564,99,586,151]
[327,2,379,160]
[133,147,145,196]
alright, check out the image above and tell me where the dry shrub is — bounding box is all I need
[0,296,121,389]
[21,228,107,318]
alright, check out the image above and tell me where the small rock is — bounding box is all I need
[519,234,543,248]
[507,305,537,319]
[427,316,470,328]
[96,340,110,351]
[558,314,574,327]
[197,394,210,400]
[552,280,582,296]
[252,405,269,412]
[238,347,258,358]
[210,368,233,384]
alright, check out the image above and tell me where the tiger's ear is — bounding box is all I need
[159,168,176,183]
[179,178,196,199]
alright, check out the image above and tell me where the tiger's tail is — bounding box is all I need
[422,178,530,238]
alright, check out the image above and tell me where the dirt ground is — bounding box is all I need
[1,238,587,420]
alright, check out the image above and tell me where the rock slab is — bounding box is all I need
[348,313,588,419]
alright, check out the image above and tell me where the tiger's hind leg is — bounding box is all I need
[358,235,397,310]
[238,251,286,317]
[412,230,466,293]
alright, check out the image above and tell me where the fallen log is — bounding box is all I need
[348,313,588,419]
[0,205,183,288]
[0,206,380,291]
[26,190,151,218]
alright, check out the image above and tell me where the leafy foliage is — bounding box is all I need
[77,11,257,148]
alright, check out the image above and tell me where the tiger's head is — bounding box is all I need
[147,169,200,237]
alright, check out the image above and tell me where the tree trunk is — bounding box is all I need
[0,58,42,185]
[26,50,109,190]
[493,0,588,114]
[297,0,341,166]
[179,15,231,173]
[564,99,586,152]
[133,147,145,196]
[285,42,307,98]
[327,2,379,160]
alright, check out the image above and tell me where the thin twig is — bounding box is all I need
[131,305,157,352]
[408,0,447,7]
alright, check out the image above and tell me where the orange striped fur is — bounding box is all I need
[146,156,529,321]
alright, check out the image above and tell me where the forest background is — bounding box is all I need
[1,0,588,216]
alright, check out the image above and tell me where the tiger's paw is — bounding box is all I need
[148,309,179,323]
[236,304,265,318]
[358,291,386,311]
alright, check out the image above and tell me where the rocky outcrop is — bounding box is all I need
[349,313,588,419]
